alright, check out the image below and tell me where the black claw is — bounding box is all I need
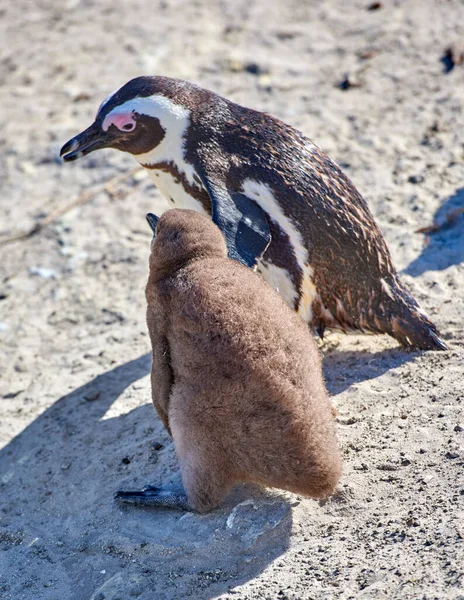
[115,488,164,507]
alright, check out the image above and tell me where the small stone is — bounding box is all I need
[29,267,57,279]
[132,169,147,181]
[2,390,24,399]
[337,416,358,425]
[61,462,71,470]
[443,42,464,72]
[73,92,91,102]
[245,62,267,75]
[84,391,100,402]
[228,59,244,72]
[445,451,459,459]
[338,73,362,90]
[101,308,125,324]
[354,463,369,472]
[19,161,37,175]
[408,174,424,184]
[357,48,377,60]
[367,1,383,10]
[457,522,464,539]
[377,463,398,472]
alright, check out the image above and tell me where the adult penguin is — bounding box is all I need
[61,76,447,350]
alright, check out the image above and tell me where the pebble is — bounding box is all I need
[338,73,362,90]
[18,161,37,175]
[408,174,424,184]
[367,1,383,9]
[29,267,57,279]
[225,499,290,550]
[445,451,459,459]
[443,42,464,71]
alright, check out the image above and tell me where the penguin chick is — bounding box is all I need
[115,209,342,513]
[60,76,447,351]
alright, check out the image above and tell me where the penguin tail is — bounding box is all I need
[379,277,448,351]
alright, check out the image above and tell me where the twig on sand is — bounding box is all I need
[0,165,143,247]
[416,206,464,235]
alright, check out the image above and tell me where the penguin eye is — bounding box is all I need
[102,111,137,133]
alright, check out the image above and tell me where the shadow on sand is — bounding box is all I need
[404,188,464,277]
[0,336,423,599]
[0,355,292,600]
[322,345,416,396]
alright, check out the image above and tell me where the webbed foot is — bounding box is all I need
[115,485,193,511]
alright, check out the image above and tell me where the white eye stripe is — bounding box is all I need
[96,87,120,117]
[122,94,197,186]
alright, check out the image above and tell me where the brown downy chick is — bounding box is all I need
[116,209,342,513]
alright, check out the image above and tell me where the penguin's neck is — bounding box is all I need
[132,110,211,215]
[144,163,211,216]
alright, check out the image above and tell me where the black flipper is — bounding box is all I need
[199,172,271,268]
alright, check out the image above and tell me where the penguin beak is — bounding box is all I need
[60,122,109,162]
[146,213,160,234]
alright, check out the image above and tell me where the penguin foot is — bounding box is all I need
[115,485,193,511]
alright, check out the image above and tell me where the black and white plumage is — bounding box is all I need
[60,76,447,350]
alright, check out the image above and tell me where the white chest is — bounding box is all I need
[256,260,298,309]
[147,169,209,216]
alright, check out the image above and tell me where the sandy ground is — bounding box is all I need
[0,0,463,598]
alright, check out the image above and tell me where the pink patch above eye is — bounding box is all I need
[102,112,136,132]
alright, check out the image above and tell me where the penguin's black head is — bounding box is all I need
[60,76,192,162]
